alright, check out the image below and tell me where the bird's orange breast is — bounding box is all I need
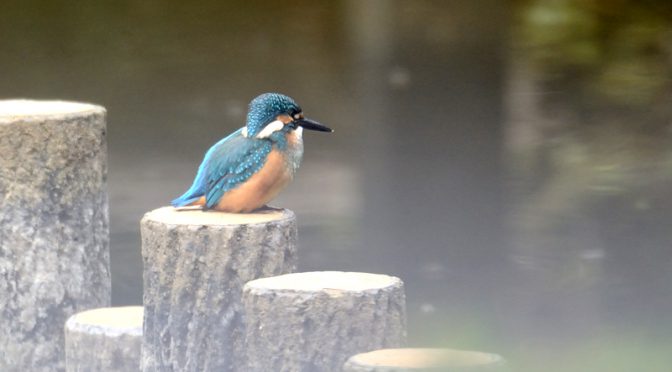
[211,149,292,213]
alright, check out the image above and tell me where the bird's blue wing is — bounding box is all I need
[172,128,268,207]
[204,135,273,209]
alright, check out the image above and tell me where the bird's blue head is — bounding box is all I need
[244,93,332,138]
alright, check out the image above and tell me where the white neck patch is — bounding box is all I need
[255,120,285,139]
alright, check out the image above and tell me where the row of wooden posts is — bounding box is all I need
[0,101,505,371]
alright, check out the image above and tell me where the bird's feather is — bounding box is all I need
[171,128,271,208]
[203,134,273,209]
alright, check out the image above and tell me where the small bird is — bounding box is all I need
[171,93,332,212]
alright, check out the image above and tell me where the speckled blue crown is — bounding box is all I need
[245,93,301,136]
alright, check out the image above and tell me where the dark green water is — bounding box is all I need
[2,1,671,370]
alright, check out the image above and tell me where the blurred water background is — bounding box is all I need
[1,1,671,370]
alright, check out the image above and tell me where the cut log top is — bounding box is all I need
[0,99,104,122]
[242,271,407,372]
[65,306,143,337]
[245,271,403,294]
[345,348,505,370]
[143,206,294,226]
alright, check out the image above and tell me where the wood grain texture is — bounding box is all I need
[242,271,407,372]
[65,307,143,372]
[140,207,297,372]
[0,100,110,372]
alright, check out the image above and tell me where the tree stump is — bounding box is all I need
[343,348,507,371]
[242,271,407,372]
[141,206,297,372]
[65,306,143,372]
[0,100,110,371]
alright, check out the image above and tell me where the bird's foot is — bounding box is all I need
[173,205,205,212]
[254,205,284,213]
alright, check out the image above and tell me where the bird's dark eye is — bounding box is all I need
[289,109,301,120]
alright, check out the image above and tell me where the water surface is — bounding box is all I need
[1,1,671,370]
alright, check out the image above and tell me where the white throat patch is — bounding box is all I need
[255,120,285,139]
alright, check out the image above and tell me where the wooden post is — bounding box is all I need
[241,271,407,372]
[65,306,143,372]
[0,100,110,371]
[343,348,507,371]
[140,206,297,372]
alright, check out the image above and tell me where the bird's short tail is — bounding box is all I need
[171,182,206,207]
[172,161,210,207]
[171,193,202,207]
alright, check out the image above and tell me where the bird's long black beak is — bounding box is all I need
[295,118,333,133]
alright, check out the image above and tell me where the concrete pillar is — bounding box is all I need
[242,271,406,372]
[140,207,297,371]
[65,306,143,371]
[343,348,507,371]
[0,100,110,371]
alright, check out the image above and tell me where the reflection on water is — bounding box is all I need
[506,1,672,369]
[1,0,670,370]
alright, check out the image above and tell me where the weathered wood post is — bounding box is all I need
[64,306,143,371]
[343,348,507,371]
[140,206,297,371]
[241,271,407,372]
[0,100,110,371]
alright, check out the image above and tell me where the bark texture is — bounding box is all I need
[141,207,297,372]
[65,306,143,372]
[242,271,407,372]
[0,100,110,372]
[342,348,507,372]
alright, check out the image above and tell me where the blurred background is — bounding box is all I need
[2,0,671,370]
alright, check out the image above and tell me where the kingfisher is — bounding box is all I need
[171,93,332,213]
